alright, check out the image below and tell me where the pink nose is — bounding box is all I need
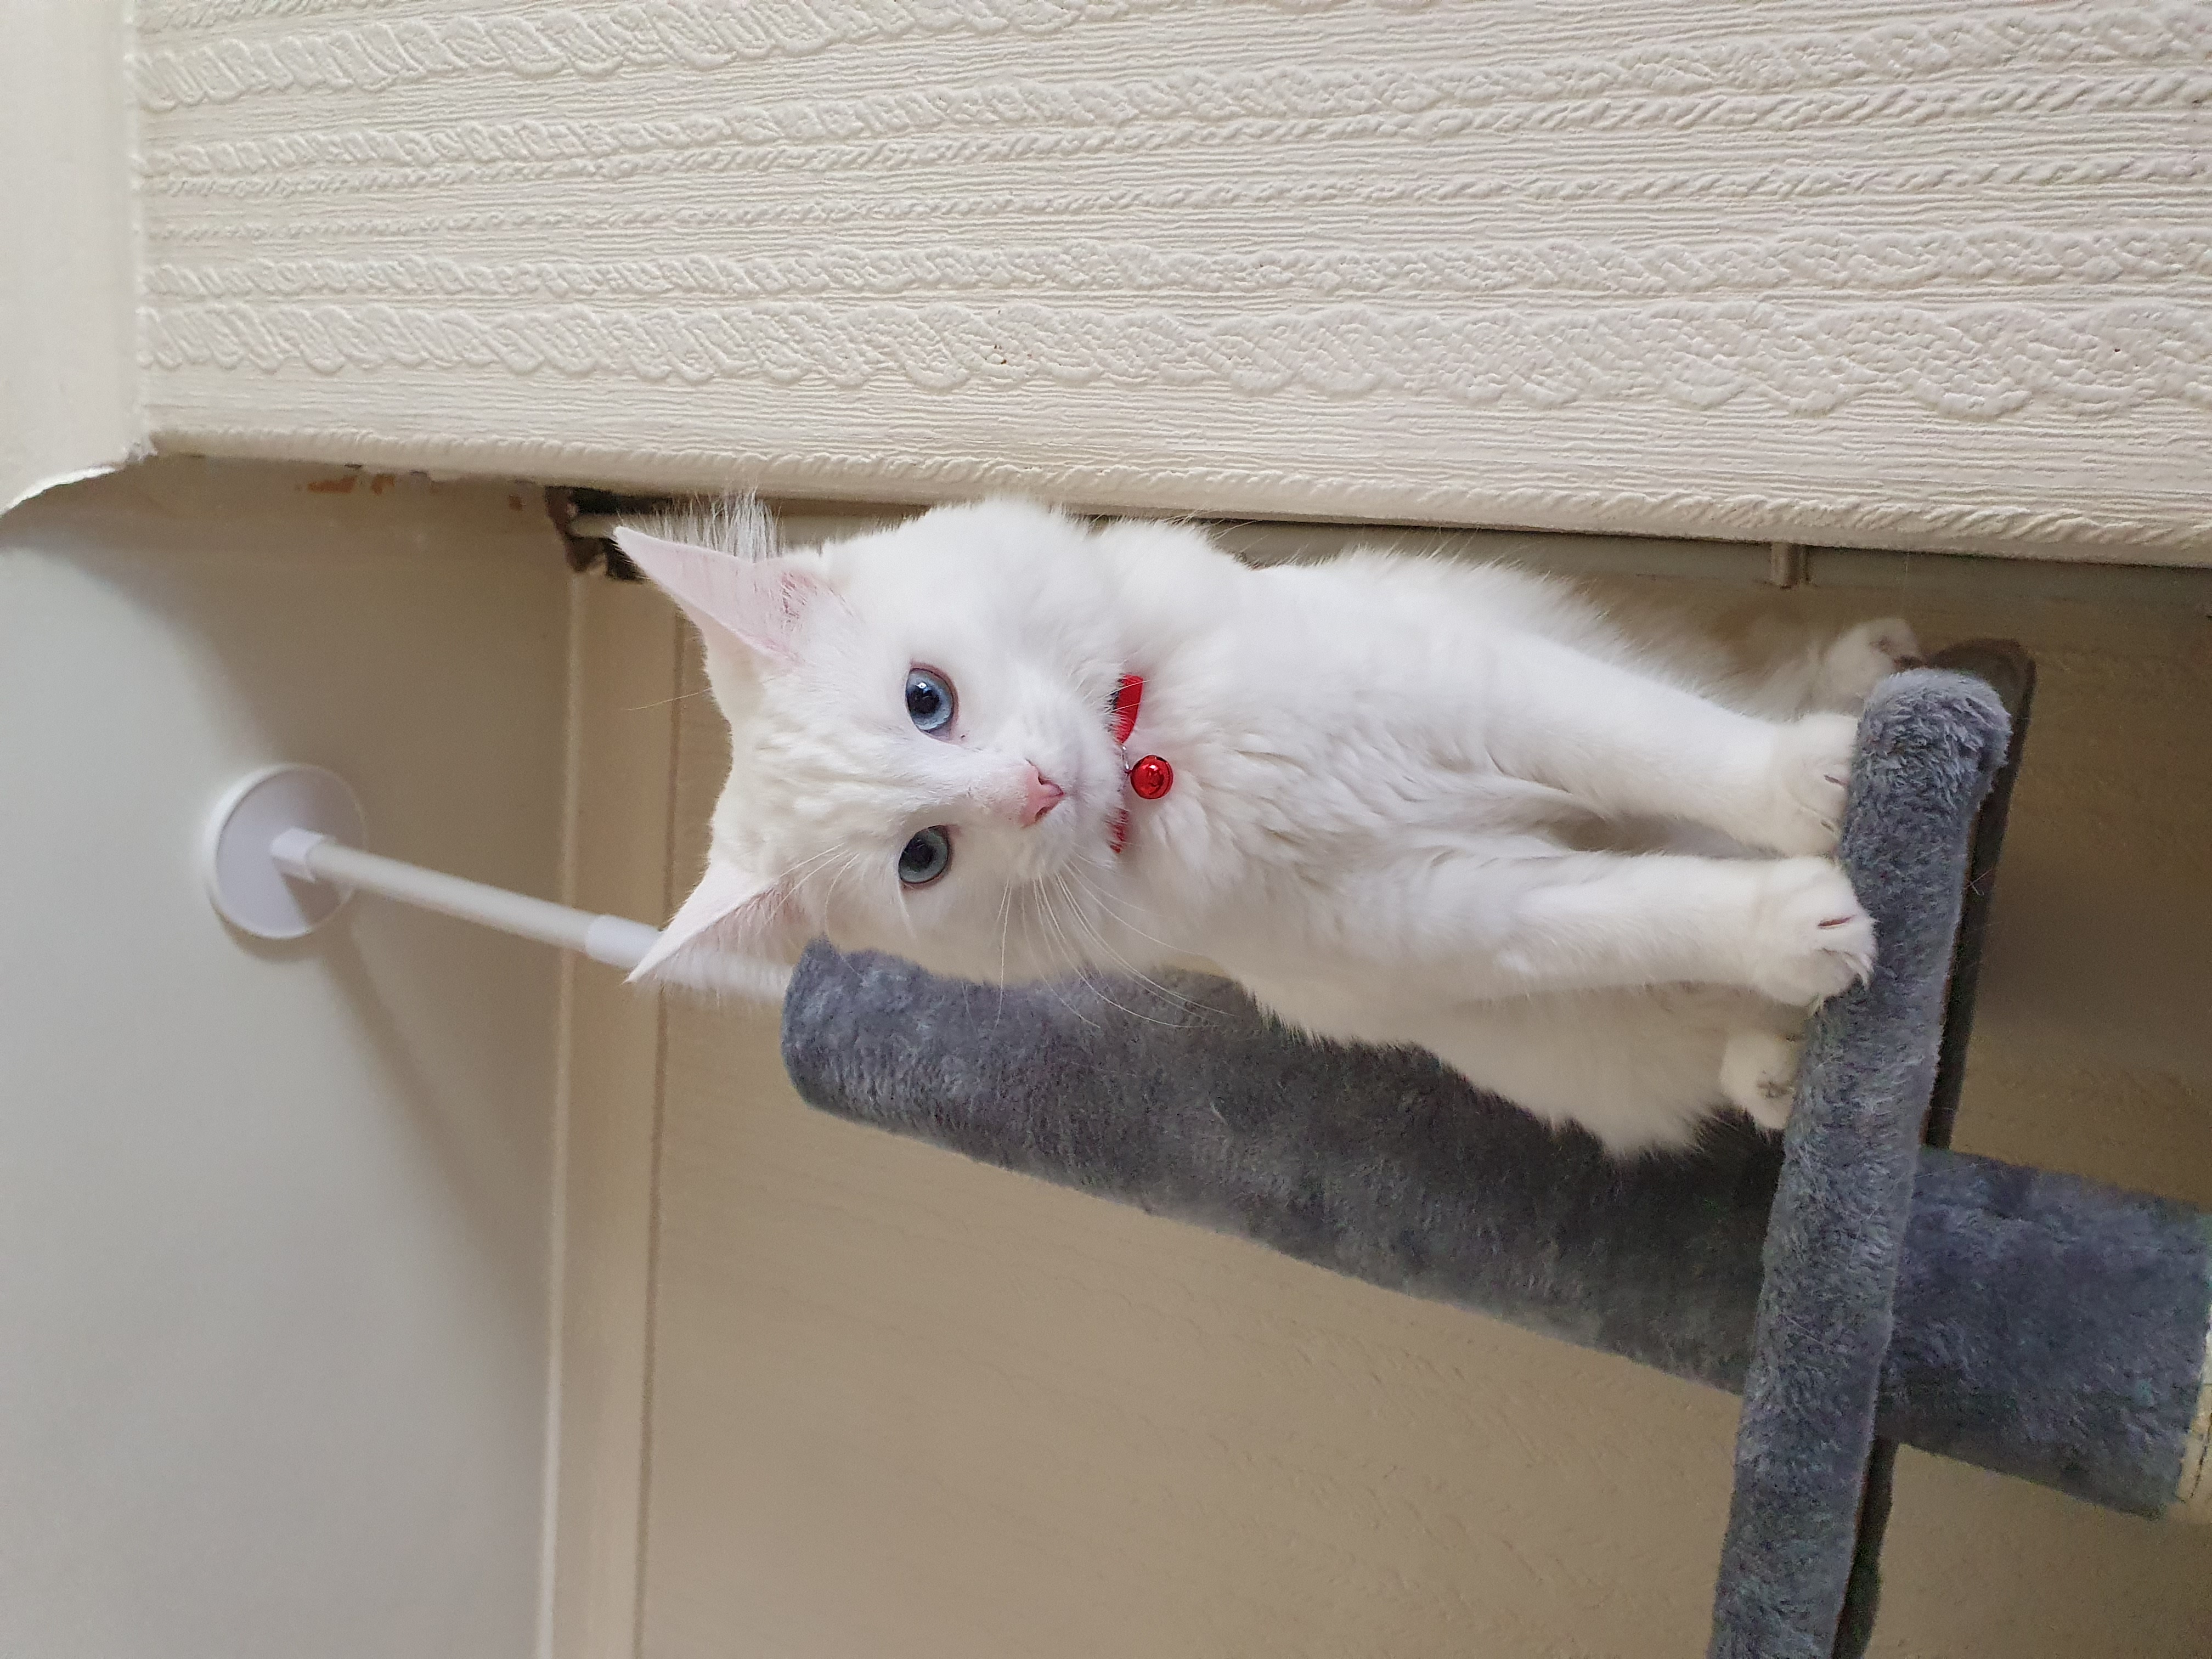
[1019,766,1065,827]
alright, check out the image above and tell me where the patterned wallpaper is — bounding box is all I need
[134,1,2212,557]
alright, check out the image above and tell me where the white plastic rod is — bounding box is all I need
[270,829,661,972]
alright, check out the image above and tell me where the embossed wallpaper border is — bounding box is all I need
[132,0,2212,560]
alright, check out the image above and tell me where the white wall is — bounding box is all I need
[0,460,570,1659]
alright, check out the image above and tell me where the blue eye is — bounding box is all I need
[898,827,952,887]
[906,667,955,734]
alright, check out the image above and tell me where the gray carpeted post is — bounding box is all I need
[1706,670,2011,1659]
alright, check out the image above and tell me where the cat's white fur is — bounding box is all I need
[617,499,1920,1154]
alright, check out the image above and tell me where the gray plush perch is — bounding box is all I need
[778,651,2212,1658]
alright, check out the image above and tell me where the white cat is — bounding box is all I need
[616,499,1919,1154]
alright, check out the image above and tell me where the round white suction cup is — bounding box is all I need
[204,764,366,940]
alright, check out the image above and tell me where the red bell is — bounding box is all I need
[1128,754,1173,800]
[1107,676,1171,851]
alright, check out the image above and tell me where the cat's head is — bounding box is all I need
[616,498,1141,992]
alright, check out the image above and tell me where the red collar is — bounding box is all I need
[1109,674,1173,854]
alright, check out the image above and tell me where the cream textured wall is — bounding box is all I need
[0,460,570,1659]
[627,528,2212,1657]
[132,1,2212,561]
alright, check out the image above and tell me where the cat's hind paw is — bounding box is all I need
[1743,858,1876,1006]
[1820,618,1923,706]
[1720,1029,1803,1132]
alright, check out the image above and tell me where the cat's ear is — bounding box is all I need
[628,858,800,997]
[614,528,823,664]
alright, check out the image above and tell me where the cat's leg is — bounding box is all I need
[1719,1028,1804,1131]
[1484,635,1854,855]
[1499,853,1874,1006]
[1363,849,1875,1007]
[1694,614,1923,720]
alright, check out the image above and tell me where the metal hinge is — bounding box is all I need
[544,486,668,581]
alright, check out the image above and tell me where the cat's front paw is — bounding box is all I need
[1720,1029,1804,1132]
[1744,714,1858,856]
[1744,859,1875,1006]
[1820,618,1923,706]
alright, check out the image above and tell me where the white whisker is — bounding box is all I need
[1041,872,1186,1028]
[1023,878,1101,1032]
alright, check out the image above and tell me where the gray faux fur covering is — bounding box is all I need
[1712,667,2011,1658]
[777,664,2212,1654]
[784,949,2210,1508]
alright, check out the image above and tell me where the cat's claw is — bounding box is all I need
[1821,618,1923,706]
[1744,859,1876,1006]
[1745,713,1859,856]
[1720,1029,1804,1131]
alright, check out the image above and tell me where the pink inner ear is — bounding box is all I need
[614,528,819,661]
[628,860,782,985]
